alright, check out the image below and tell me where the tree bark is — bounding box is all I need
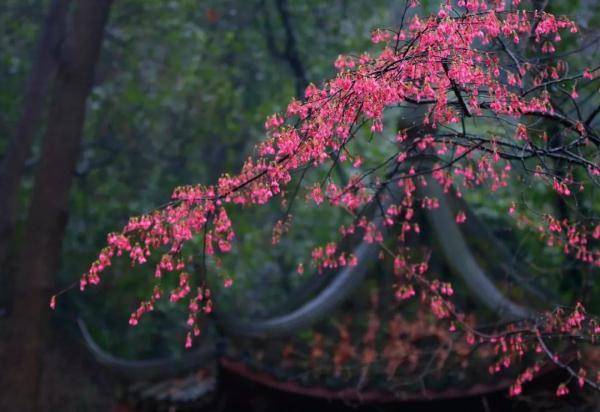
[0,0,70,307]
[0,1,112,410]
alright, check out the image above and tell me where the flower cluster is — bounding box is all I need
[53,0,600,398]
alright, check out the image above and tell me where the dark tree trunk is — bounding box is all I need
[0,1,112,410]
[0,0,70,307]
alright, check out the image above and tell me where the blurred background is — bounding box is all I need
[1,1,599,411]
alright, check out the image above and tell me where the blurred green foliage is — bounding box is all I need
[1,0,598,360]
